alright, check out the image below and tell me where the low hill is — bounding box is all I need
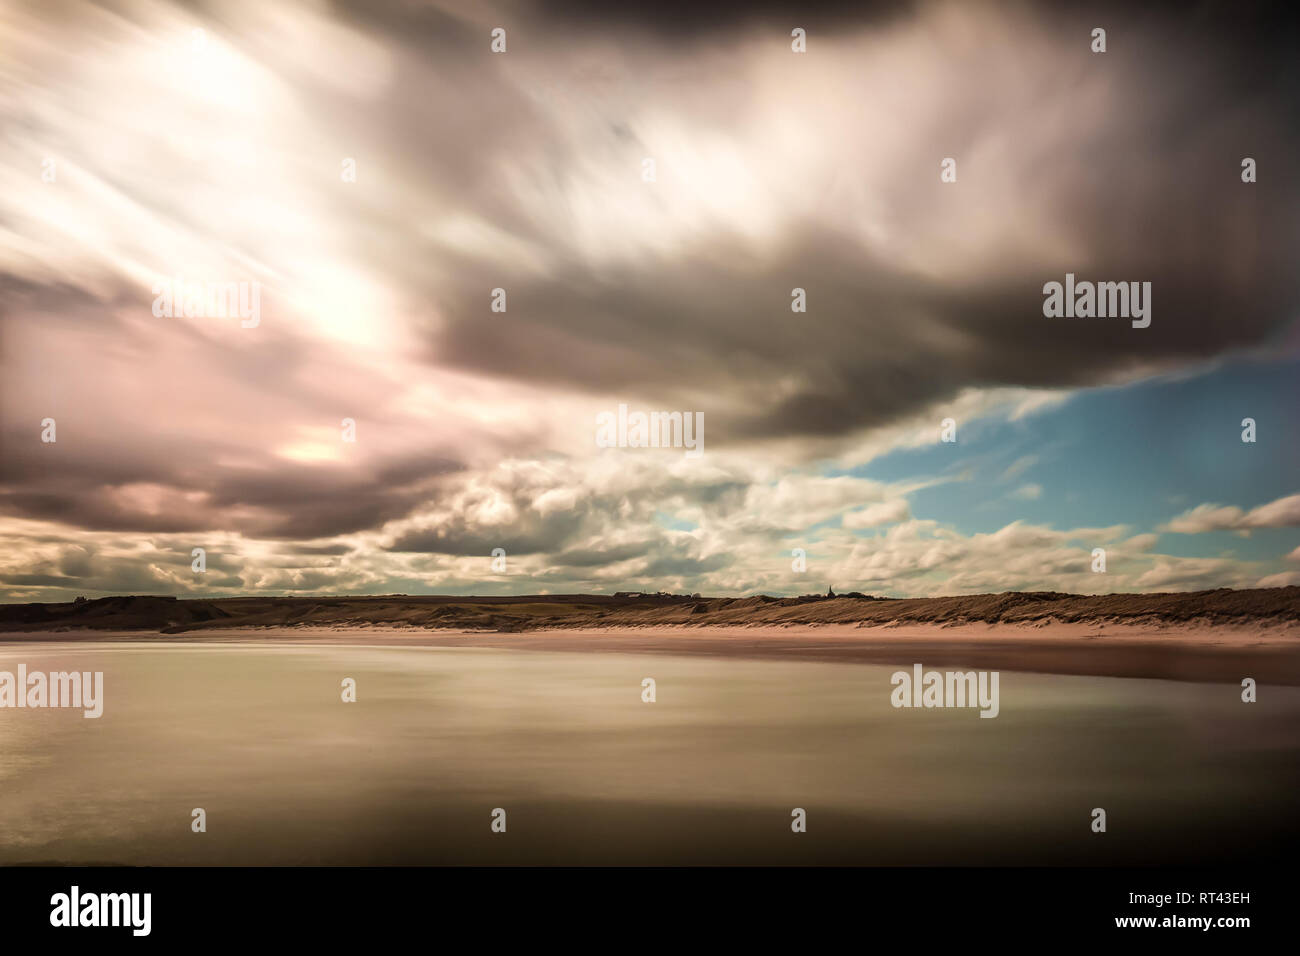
[1,587,1297,634]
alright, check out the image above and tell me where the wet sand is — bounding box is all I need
[3,641,1298,865]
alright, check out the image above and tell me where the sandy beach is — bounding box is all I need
[6,620,1298,684]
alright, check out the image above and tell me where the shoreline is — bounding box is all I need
[3,621,1298,685]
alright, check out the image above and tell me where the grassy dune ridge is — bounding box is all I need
[2,586,1297,634]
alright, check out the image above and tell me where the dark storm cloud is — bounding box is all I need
[640,552,731,577]
[555,541,657,567]
[387,516,582,556]
[0,447,460,538]
[404,1,1300,444]
[534,0,915,38]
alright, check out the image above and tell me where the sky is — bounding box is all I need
[1,0,1297,601]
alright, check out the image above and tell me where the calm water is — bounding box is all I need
[0,641,1296,865]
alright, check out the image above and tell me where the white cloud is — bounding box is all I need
[1162,493,1300,534]
[843,499,911,529]
[1257,571,1300,587]
[999,455,1038,482]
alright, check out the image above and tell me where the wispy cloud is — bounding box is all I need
[1162,494,1300,535]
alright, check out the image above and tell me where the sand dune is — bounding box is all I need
[2,587,1296,634]
[2,588,1297,684]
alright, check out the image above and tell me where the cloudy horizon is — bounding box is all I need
[1,0,1298,601]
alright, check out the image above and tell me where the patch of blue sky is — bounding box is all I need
[841,355,1299,561]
